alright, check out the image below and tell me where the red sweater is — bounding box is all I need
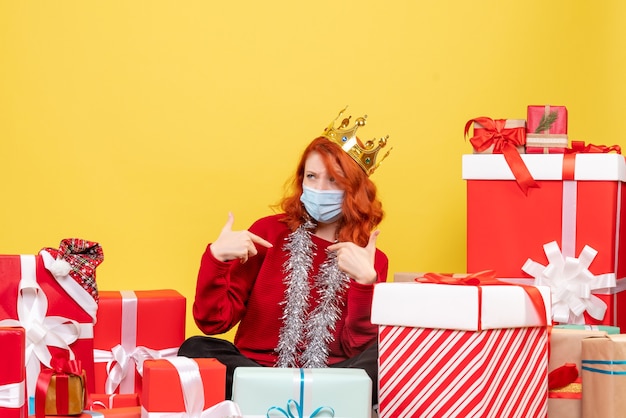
[192,214,389,367]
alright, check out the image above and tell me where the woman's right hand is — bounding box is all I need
[210,212,273,263]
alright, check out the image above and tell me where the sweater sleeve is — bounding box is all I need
[338,248,389,357]
[191,218,273,335]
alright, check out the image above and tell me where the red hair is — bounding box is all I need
[277,136,384,247]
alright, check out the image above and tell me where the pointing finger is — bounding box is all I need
[249,232,273,249]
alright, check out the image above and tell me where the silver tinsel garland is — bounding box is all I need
[275,220,349,368]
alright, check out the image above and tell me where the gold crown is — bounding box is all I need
[321,106,391,176]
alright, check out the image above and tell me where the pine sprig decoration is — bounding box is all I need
[534,110,559,133]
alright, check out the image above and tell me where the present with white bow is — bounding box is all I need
[463,152,626,328]
[0,327,26,418]
[141,357,232,417]
[0,241,103,412]
[93,290,185,396]
[232,367,371,418]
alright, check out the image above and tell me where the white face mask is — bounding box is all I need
[300,185,344,223]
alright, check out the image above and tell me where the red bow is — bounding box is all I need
[548,363,579,390]
[465,117,539,194]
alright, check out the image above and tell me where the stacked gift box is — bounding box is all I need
[460,105,626,417]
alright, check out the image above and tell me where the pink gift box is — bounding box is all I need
[527,105,568,135]
[0,327,27,418]
[0,253,98,404]
[93,290,186,395]
[371,279,550,418]
[463,153,626,328]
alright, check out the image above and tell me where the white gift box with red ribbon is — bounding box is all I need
[0,252,97,410]
[371,279,551,418]
[463,152,626,328]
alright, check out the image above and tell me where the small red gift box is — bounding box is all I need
[93,290,186,395]
[0,251,99,404]
[0,327,27,418]
[371,274,551,418]
[527,105,568,135]
[464,153,626,328]
[141,357,226,416]
[35,358,87,418]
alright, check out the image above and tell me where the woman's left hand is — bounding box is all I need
[327,230,380,285]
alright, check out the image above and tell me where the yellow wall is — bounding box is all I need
[2,1,625,340]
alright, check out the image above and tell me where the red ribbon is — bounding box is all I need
[35,357,86,418]
[548,363,579,390]
[567,140,621,155]
[465,117,539,194]
[416,270,548,331]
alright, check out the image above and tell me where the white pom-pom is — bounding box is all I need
[49,258,72,278]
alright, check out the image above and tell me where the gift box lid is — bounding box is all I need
[371,281,551,330]
[462,153,626,181]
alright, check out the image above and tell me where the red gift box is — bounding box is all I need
[0,253,98,403]
[141,357,226,416]
[463,153,626,328]
[0,327,27,418]
[93,290,186,395]
[371,276,551,418]
[527,105,568,135]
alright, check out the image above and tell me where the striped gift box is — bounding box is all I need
[372,279,551,418]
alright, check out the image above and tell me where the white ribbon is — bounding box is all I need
[94,345,178,394]
[140,357,242,418]
[0,381,25,408]
[40,250,98,323]
[0,255,84,400]
[522,241,616,324]
[93,290,178,394]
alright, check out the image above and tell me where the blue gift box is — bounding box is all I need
[232,368,371,418]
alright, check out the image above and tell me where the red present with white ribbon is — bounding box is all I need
[93,290,185,396]
[0,249,100,407]
[0,327,27,418]
[141,357,233,417]
[463,152,626,328]
[371,273,551,418]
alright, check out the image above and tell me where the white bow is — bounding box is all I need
[0,255,82,400]
[522,241,616,324]
[94,345,178,394]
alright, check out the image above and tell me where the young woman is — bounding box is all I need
[179,110,390,403]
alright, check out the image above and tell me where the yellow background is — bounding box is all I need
[2,1,625,340]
